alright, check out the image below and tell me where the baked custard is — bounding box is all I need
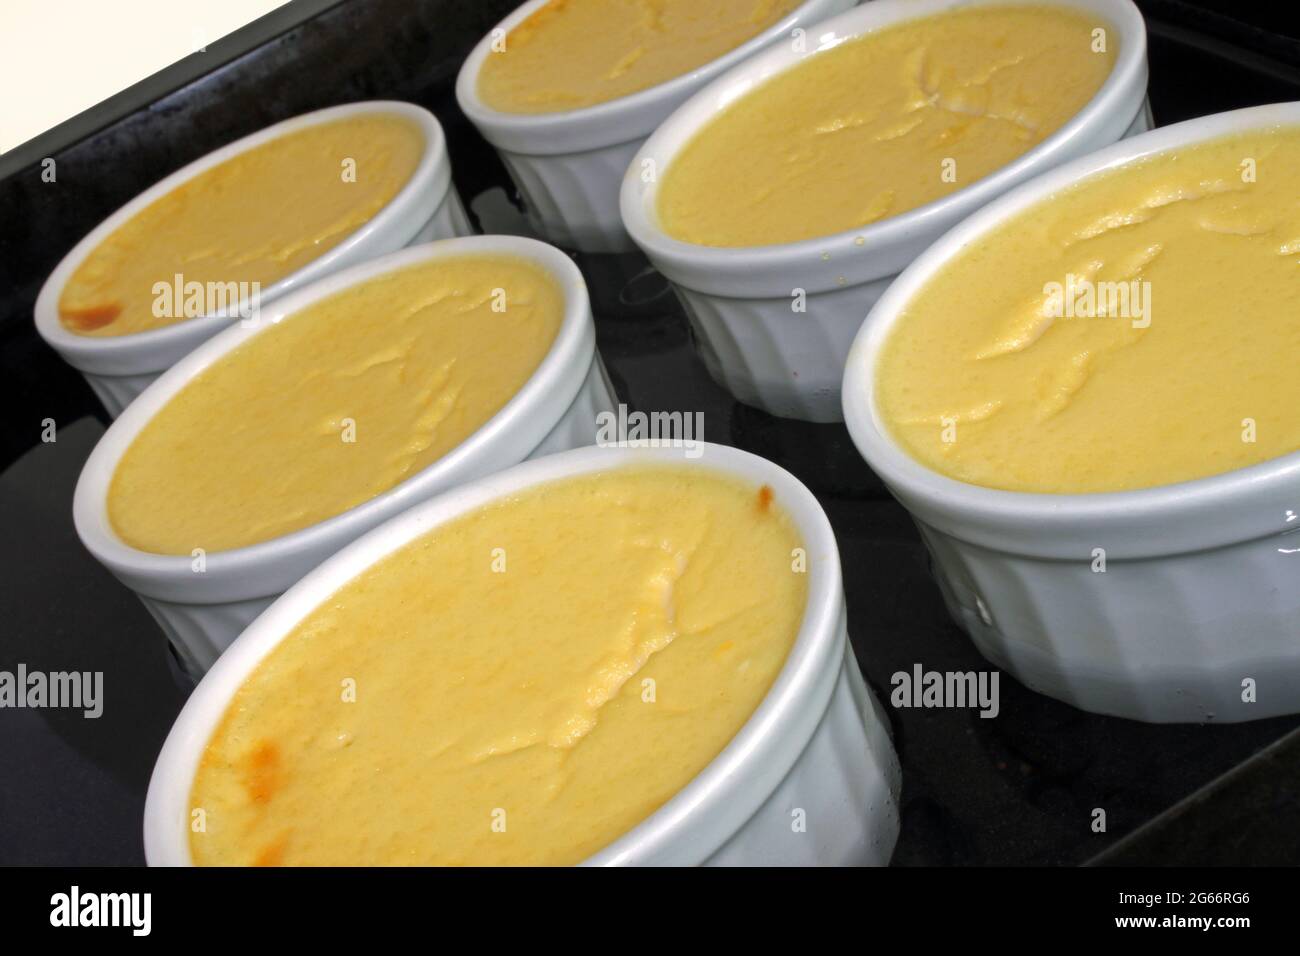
[657,4,1116,246]
[875,126,1300,493]
[187,466,808,865]
[477,0,802,113]
[109,255,563,553]
[59,114,424,336]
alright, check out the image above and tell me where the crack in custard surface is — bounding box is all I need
[188,467,808,866]
[874,126,1300,493]
[108,255,563,554]
[657,4,1116,247]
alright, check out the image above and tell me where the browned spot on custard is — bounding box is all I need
[252,832,289,867]
[60,301,122,332]
[241,740,281,804]
[756,485,774,513]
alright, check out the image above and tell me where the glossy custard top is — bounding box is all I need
[875,126,1300,493]
[58,114,424,337]
[109,255,564,553]
[477,0,802,113]
[188,466,809,865]
[658,4,1116,247]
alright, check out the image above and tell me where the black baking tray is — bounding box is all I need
[2,0,1298,866]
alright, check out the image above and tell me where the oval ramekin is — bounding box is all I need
[74,235,617,678]
[843,101,1300,724]
[143,441,901,866]
[455,0,855,253]
[35,101,474,418]
[622,0,1151,422]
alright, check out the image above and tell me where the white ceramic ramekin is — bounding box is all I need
[622,0,1151,422]
[843,102,1300,724]
[143,441,901,866]
[455,0,855,253]
[35,101,474,418]
[74,235,617,678]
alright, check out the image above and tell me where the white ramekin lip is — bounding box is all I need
[842,101,1300,559]
[454,0,844,155]
[143,441,844,866]
[621,0,1148,294]
[34,100,453,371]
[73,233,595,595]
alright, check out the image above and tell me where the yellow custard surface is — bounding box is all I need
[657,4,1116,247]
[58,114,424,336]
[109,255,564,554]
[875,126,1300,493]
[188,466,808,866]
[476,0,802,113]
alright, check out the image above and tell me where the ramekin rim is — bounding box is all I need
[72,233,595,581]
[841,100,1300,532]
[620,0,1148,279]
[34,100,452,359]
[142,441,845,866]
[453,0,843,146]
